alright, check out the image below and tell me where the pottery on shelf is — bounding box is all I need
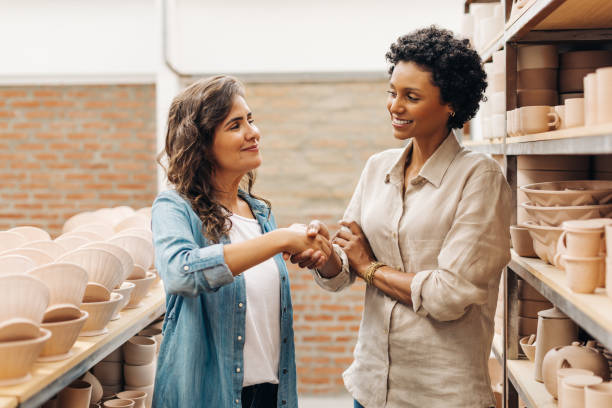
[585,382,612,408]
[0,317,39,342]
[122,336,156,366]
[0,327,51,386]
[520,180,612,207]
[83,282,112,303]
[0,274,50,324]
[560,374,603,408]
[534,307,578,382]
[0,254,37,276]
[80,371,104,404]
[0,231,27,252]
[518,299,553,319]
[517,45,558,70]
[116,391,147,408]
[58,380,93,408]
[79,292,123,337]
[22,240,67,260]
[517,68,558,90]
[108,235,154,272]
[562,254,603,293]
[521,202,612,227]
[103,399,135,408]
[111,281,135,320]
[520,335,536,361]
[524,222,564,266]
[92,361,123,386]
[1,248,54,267]
[43,303,82,323]
[81,242,135,285]
[57,248,124,291]
[557,368,594,400]
[28,262,89,307]
[123,361,156,387]
[39,310,89,361]
[510,225,537,257]
[125,272,156,309]
[9,226,51,243]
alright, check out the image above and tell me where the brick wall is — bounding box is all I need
[0,85,157,236]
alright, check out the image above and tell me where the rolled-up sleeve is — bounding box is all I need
[411,170,512,321]
[152,193,234,297]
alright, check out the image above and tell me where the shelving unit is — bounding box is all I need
[464,1,612,407]
[0,284,165,408]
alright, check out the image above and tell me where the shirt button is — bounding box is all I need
[392,232,397,238]
[183,265,189,271]
[236,367,241,373]
[237,335,242,341]
[238,302,243,308]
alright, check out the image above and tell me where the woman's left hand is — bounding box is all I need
[333,221,376,279]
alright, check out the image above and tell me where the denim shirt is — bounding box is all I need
[151,189,297,408]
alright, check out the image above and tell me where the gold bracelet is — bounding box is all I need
[364,261,385,285]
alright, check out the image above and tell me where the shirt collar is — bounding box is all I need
[384,131,462,188]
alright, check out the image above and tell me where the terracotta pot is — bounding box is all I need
[80,371,104,404]
[542,341,610,397]
[510,225,537,257]
[39,310,89,361]
[58,380,93,408]
[517,89,558,108]
[596,67,612,124]
[556,368,594,400]
[564,97,585,128]
[584,73,598,126]
[585,382,612,407]
[560,374,603,408]
[562,254,603,293]
[116,391,147,408]
[518,45,558,70]
[518,299,553,318]
[560,50,612,69]
[534,307,578,382]
[518,68,558,90]
[519,106,560,134]
[518,280,548,301]
[123,361,156,387]
[122,336,156,366]
[559,68,594,93]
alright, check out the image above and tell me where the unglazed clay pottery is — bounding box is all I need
[124,384,154,408]
[0,327,51,386]
[521,202,612,226]
[520,180,612,207]
[103,400,134,408]
[138,327,162,354]
[39,310,88,361]
[114,228,152,242]
[114,214,149,234]
[23,240,67,260]
[128,265,146,280]
[28,263,89,307]
[518,68,558,90]
[122,336,156,366]
[81,371,104,404]
[559,68,593,93]
[110,206,135,223]
[116,391,146,408]
[58,380,93,408]
[518,280,548,301]
[559,220,606,257]
[107,235,153,271]
[520,335,537,361]
[564,97,585,128]
[0,231,27,252]
[83,282,111,303]
[74,223,115,240]
[92,361,123,386]
[554,105,566,129]
[560,374,602,408]
[123,361,156,387]
[0,254,36,276]
[102,347,122,363]
[518,299,553,318]
[534,307,578,382]
[562,254,603,293]
[62,212,105,233]
[556,368,594,400]
[43,303,82,323]
[517,89,558,108]
[596,66,612,124]
[9,226,51,242]
[102,383,122,398]
[81,242,134,285]
[0,317,39,342]
[510,225,537,257]
[80,292,123,337]
[1,248,54,267]
[0,274,49,324]
[58,248,123,291]
[125,272,156,309]
[519,106,559,134]
[585,382,612,407]
[524,222,564,265]
[518,45,558,70]
[54,235,91,252]
[560,50,612,69]
[584,73,598,126]
[111,282,135,320]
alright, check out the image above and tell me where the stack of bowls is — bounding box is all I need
[517,45,559,108]
[559,50,612,103]
[122,335,157,408]
[0,274,51,385]
[93,356,124,400]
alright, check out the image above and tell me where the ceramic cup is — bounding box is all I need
[116,391,147,408]
[562,255,603,293]
[519,106,560,134]
[123,361,156,387]
[584,73,598,126]
[586,382,612,407]
[560,374,603,408]
[557,368,594,401]
[58,380,93,408]
[554,105,566,129]
[596,67,612,124]
[510,225,537,257]
[557,229,604,257]
[564,98,585,128]
[103,399,134,408]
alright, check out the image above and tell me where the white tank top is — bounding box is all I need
[228,213,281,387]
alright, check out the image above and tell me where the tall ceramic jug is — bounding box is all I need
[534,307,578,382]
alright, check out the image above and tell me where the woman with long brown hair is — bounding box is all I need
[151,75,330,408]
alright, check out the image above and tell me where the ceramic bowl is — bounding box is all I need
[519,336,537,361]
[54,235,91,252]
[81,242,135,286]
[116,391,147,408]
[114,214,150,233]
[0,254,37,276]
[39,310,89,361]
[517,89,558,107]
[111,281,135,320]
[23,240,67,260]
[0,317,40,342]
[74,223,115,240]
[80,292,123,336]
[122,336,156,366]
[43,303,82,323]
[9,226,51,242]
[559,68,594,93]
[524,223,564,265]
[108,235,153,271]
[0,327,51,386]
[114,228,153,242]
[28,262,89,307]
[520,180,612,207]
[521,202,612,226]
[103,400,134,408]
[128,265,146,280]
[63,230,105,242]
[57,248,123,291]
[517,68,558,90]
[62,212,105,234]
[93,361,123,386]
[0,274,49,324]
[123,361,156,387]
[0,248,54,267]
[510,225,537,257]
[560,50,612,69]
[0,231,27,252]
[125,272,156,308]
[124,384,154,408]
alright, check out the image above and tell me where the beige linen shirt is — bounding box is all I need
[313,133,511,408]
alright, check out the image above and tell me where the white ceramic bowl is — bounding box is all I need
[520,180,612,206]
[62,212,105,234]
[80,292,123,336]
[0,254,37,276]
[74,223,115,240]
[0,327,51,386]
[0,231,27,252]
[62,230,105,242]
[82,242,135,286]
[39,310,89,361]
[521,202,612,226]
[54,235,91,252]
[57,248,123,291]
[114,214,150,233]
[0,274,49,324]
[126,272,156,308]
[108,235,153,271]
[111,281,135,320]
[22,240,67,260]
[1,248,54,267]
[28,263,89,307]
[9,226,51,242]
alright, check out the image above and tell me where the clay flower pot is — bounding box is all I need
[124,384,154,408]
[80,371,104,404]
[39,310,89,361]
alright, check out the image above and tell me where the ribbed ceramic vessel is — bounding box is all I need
[0,231,27,252]
[74,223,115,240]
[80,293,123,336]
[62,212,105,234]
[0,254,37,276]
[28,263,89,307]
[23,240,67,260]
[2,248,54,267]
[122,336,156,366]
[520,180,612,206]
[111,282,135,320]
[63,230,105,243]
[125,272,156,308]
[39,310,89,361]
[108,235,153,271]
[9,226,51,242]
[0,274,49,324]
[54,235,91,252]
[0,327,51,386]
[82,242,135,285]
[114,214,150,233]
[57,248,123,291]
[521,202,612,226]
[114,228,152,242]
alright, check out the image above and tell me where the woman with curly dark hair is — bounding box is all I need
[151,75,331,408]
[294,27,511,407]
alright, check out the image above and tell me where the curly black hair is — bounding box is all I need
[386,26,487,129]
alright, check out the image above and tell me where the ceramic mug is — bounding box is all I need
[557,229,604,257]
[584,73,598,126]
[596,67,612,124]
[519,106,560,134]
[562,255,603,294]
[564,98,585,128]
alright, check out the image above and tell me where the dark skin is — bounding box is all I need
[291,61,454,306]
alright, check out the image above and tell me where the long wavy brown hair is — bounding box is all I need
[158,75,270,243]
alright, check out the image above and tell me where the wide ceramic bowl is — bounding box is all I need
[82,242,135,285]
[0,327,51,386]
[0,231,27,252]
[0,274,49,324]
[62,211,105,234]
[1,248,54,267]
[114,214,150,233]
[519,336,536,361]
[39,310,89,361]
[0,254,37,276]
[62,230,105,242]
[73,223,115,240]
[524,222,564,265]
[57,248,123,291]
[80,292,123,336]
[9,226,51,242]
[111,281,135,320]
[108,235,153,271]
[23,240,67,260]
[520,180,612,206]
[114,228,153,242]
[28,263,89,307]
[521,202,612,226]
[125,272,156,309]
[54,235,91,252]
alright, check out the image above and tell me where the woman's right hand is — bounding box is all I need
[284,220,333,269]
[278,222,332,268]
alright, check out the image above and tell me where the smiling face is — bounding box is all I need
[386,61,453,142]
[212,95,262,179]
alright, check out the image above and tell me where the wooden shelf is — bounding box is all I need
[505,0,564,41]
[480,31,505,62]
[0,398,17,408]
[462,139,505,154]
[506,124,612,155]
[509,251,612,350]
[0,284,166,408]
[535,0,612,30]
[507,359,557,408]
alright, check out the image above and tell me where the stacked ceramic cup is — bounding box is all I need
[584,65,612,127]
[93,350,124,400]
[122,335,157,408]
[490,50,506,139]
